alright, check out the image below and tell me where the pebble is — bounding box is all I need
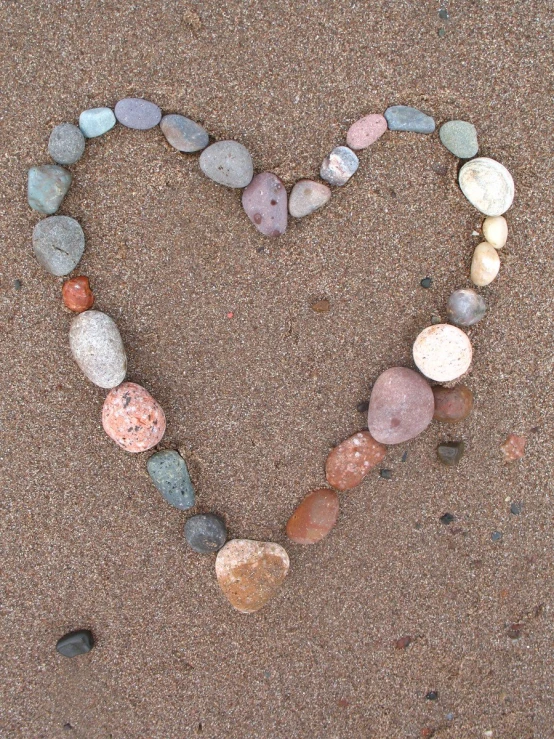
[356,400,369,413]
[420,277,433,289]
[311,299,330,313]
[102,382,166,452]
[289,179,331,218]
[184,514,227,553]
[346,113,387,150]
[199,140,253,188]
[215,539,290,613]
[379,468,393,480]
[320,146,359,186]
[114,98,162,130]
[491,531,503,542]
[384,105,436,134]
[471,242,500,286]
[447,288,487,326]
[368,367,435,444]
[48,123,86,165]
[56,629,94,658]
[501,433,526,462]
[242,172,288,236]
[146,449,195,510]
[440,512,455,525]
[62,276,94,313]
[413,324,473,382]
[439,120,478,159]
[79,107,116,138]
[437,441,465,466]
[160,114,209,152]
[286,488,339,544]
[27,165,72,214]
[14,279,22,290]
[425,691,439,701]
[432,384,474,423]
[510,501,522,515]
[32,216,85,276]
[325,431,386,491]
[69,310,127,388]
[482,216,508,248]
[458,157,514,216]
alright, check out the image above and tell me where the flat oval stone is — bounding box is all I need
[437,440,465,466]
[69,310,127,388]
[33,216,85,276]
[27,165,72,214]
[242,172,287,236]
[114,98,162,130]
[325,431,386,491]
[102,382,166,453]
[447,288,487,326]
[289,179,331,218]
[367,367,435,444]
[184,514,227,553]
[439,120,478,159]
[215,539,290,613]
[160,114,209,152]
[286,488,339,544]
[459,157,514,216]
[56,630,94,658]
[433,384,474,423]
[199,141,254,188]
[48,123,86,165]
[471,242,500,286]
[384,105,435,134]
[482,216,508,248]
[62,275,94,313]
[320,146,359,186]
[413,324,473,382]
[346,113,387,150]
[79,107,116,138]
[147,449,195,510]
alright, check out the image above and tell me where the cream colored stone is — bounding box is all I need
[471,242,501,286]
[482,216,508,248]
[459,157,514,216]
[413,324,472,383]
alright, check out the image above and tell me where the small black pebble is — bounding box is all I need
[379,469,393,480]
[510,502,522,515]
[256,246,265,254]
[401,451,408,463]
[63,724,73,731]
[438,7,449,20]
[491,531,503,542]
[425,691,439,701]
[420,277,433,289]
[440,513,455,525]
[56,630,94,658]
[14,279,22,290]
[356,400,369,413]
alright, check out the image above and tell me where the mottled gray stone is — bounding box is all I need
[32,216,85,276]
[447,289,487,326]
[384,105,436,134]
[146,450,195,510]
[320,146,359,186]
[114,98,162,130]
[27,165,72,214]
[184,514,227,553]
[160,114,209,152]
[69,311,127,388]
[48,123,86,165]
[439,120,478,159]
[79,107,116,138]
[199,141,254,188]
[56,630,94,657]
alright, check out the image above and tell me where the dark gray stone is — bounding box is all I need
[56,629,94,657]
[27,165,72,214]
[32,216,85,276]
[437,441,465,466]
[48,123,86,165]
[184,513,227,553]
[114,98,162,130]
[147,450,195,510]
[384,105,436,134]
[160,114,209,152]
[447,288,487,326]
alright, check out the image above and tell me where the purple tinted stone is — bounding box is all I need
[367,367,435,444]
[114,98,162,130]
[242,172,288,237]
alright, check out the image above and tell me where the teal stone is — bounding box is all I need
[384,105,436,134]
[439,120,479,159]
[146,450,195,510]
[79,107,116,138]
[27,165,72,214]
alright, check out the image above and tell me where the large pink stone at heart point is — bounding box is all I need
[242,172,288,237]
[102,382,166,452]
[367,367,434,444]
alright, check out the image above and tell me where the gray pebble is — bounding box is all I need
[79,107,116,138]
[32,216,85,276]
[447,288,487,326]
[56,629,94,658]
[320,146,359,186]
[146,449,195,510]
[114,98,162,130]
[69,310,127,388]
[27,165,72,214]
[48,123,86,165]
[491,531,503,542]
[199,140,254,188]
[184,514,227,554]
[160,114,209,152]
[384,105,436,134]
[439,120,478,159]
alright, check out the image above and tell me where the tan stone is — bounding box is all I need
[471,242,500,286]
[286,488,339,544]
[482,216,508,249]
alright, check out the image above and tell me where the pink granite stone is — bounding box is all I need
[346,114,387,150]
[102,382,166,453]
[242,172,288,237]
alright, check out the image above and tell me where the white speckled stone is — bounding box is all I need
[69,311,127,388]
[413,324,473,382]
[320,146,359,186]
[289,179,331,218]
[471,242,501,286]
[459,157,514,216]
[482,216,508,249]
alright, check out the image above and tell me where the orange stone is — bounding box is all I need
[501,433,526,463]
[286,488,339,544]
[325,431,386,491]
[432,384,473,423]
[215,539,290,613]
[62,275,94,313]
[102,382,166,453]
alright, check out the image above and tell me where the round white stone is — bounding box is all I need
[459,157,514,216]
[413,324,473,382]
[471,242,501,286]
[482,216,508,249]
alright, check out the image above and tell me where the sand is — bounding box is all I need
[1,1,553,737]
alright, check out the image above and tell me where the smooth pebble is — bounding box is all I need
[471,242,500,286]
[459,157,514,216]
[114,98,162,130]
[102,382,166,452]
[433,385,474,423]
[62,276,94,313]
[48,123,86,165]
[384,105,435,134]
[56,630,94,658]
[147,449,195,510]
[482,216,508,248]
[242,172,287,236]
[447,288,487,326]
[413,324,473,382]
[325,431,386,491]
[289,180,331,218]
[33,216,85,276]
[27,165,72,214]
[160,114,209,152]
[501,433,526,463]
[199,141,253,188]
[79,107,116,138]
[320,146,359,186]
[346,113,387,150]
[437,441,465,466]
[286,488,339,544]
[184,514,227,553]
[69,310,127,388]
[439,120,478,159]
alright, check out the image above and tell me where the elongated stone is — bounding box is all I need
[33,216,85,276]
[459,157,514,216]
[482,216,508,248]
[471,242,500,286]
[48,123,86,165]
[413,324,472,382]
[286,488,339,544]
[102,382,166,453]
[289,180,331,218]
[320,146,358,186]
[325,431,386,491]
[346,114,387,150]
[433,385,473,423]
[242,172,287,236]
[199,141,253,188]
[27,165,72,214]
[439,120,478,159]
[160,114,209,152]
[79,107,116,138]
[114,98,162,130]
[147,449,195,510]
[69,310,127,388]
[384,105,435,134]
[447,288,487,326]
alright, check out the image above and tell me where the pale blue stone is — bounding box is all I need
[79,107,116,138]
[27,165,72,214]
[147,450,195,510]
[384,105,436,134]
[439,120,479,159]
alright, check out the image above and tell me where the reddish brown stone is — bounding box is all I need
[62,276,94,313]
[432,384,473,423]
[102,382,166,453]
[501,433,526,462]
[395,636,412,650]
[325,431,386,491]
[286,488,339,544]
